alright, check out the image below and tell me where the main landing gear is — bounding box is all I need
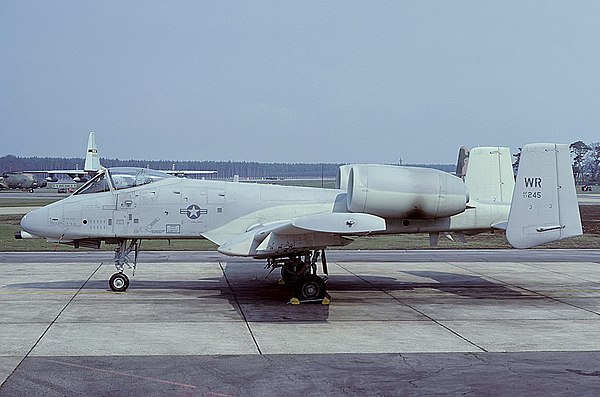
[108,239,139,292]
[267,250,330,303]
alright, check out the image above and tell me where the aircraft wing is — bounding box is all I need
[22,169,95,183]
[217,212,386,257]
[25,169,88,175]
[164,170,217,177]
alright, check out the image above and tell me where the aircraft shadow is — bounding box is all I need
[7,265,537,323]
[398,271,528,299]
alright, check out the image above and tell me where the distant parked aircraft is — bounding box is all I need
[25,132,217,181]
[25,132,103,183]
[0,172,47,192]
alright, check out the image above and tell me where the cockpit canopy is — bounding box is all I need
[74,167,174,195]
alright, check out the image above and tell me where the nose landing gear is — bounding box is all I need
[108,239,139,292]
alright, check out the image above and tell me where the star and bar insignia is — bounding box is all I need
[180,204,208,219]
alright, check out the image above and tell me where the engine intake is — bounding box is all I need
[346,164,467,219]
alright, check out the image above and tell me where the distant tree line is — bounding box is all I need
[510,141,597,184]
[0,155,454,179]
[567,141,600,184]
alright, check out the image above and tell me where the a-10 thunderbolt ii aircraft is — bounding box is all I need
[16,143,582,301]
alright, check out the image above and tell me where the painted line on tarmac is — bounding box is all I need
[38,358,200,392]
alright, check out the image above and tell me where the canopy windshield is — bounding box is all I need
[73,170,110,195]
[108,168,174,190]
[74,167,174,195]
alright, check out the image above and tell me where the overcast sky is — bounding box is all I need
[1,1,599,164]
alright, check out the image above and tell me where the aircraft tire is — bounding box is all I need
[295,274,326,300]
[109,272,129,292]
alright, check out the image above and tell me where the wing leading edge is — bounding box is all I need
[217,212,386,257]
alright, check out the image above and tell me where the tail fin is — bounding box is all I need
[463,147,515,203]
[506,143,582,248]
[83,131,102,172]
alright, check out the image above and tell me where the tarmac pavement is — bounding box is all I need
[1,250,600,396]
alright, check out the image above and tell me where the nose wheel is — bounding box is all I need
[109,272,129,292]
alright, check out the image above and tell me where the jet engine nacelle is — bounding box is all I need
[46,174,59,182]
[346,164,467,219]
[31,179,48,188]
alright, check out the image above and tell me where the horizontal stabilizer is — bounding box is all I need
[506,143,582,248]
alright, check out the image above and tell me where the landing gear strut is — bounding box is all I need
[109,239,139,292]
[267,250,330,302]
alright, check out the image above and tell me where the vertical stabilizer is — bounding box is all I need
[84,131,102,172]
[464,147,515,203]
[506,143,582,248]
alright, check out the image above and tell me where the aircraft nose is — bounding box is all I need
[21,207,49,237]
